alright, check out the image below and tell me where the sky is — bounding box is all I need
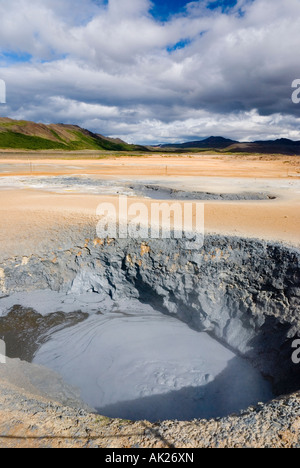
[0,0,300,144]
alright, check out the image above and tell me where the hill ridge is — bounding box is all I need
[158,135,300,155]
[0,117,147,152]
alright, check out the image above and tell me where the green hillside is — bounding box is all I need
[0,118,147,152]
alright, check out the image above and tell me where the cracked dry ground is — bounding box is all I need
[0,382,299,448]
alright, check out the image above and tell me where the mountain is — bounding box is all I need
[158,136,300,155]
[166,136,238,149]
[227,139,300,156]
[0,118,147,152]
[1,118,299,155]
[159,136,238,149]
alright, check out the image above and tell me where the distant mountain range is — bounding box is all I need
[159,136,237,149]
[0,118,147,152]
[0,118,299,155]
[158,136,300,155]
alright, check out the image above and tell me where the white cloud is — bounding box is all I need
[0,0,299,143]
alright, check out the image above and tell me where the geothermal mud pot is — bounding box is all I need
[0,235,299,429]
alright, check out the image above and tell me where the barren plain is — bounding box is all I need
[0,153,299,448]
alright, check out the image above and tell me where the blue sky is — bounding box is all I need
[0,1,239,66]
[0,0,299,144]
[0,51,32,65]
[150,0,192,20]
[150,0,238,20]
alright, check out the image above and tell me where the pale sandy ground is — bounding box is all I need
[0,154,299,448]
[0,191,300,258]
[0,153,299,249]
[0,153,299,177]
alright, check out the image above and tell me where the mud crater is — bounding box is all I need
[0,236,299,421]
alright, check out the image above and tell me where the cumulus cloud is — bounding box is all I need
[0,0,299,143]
